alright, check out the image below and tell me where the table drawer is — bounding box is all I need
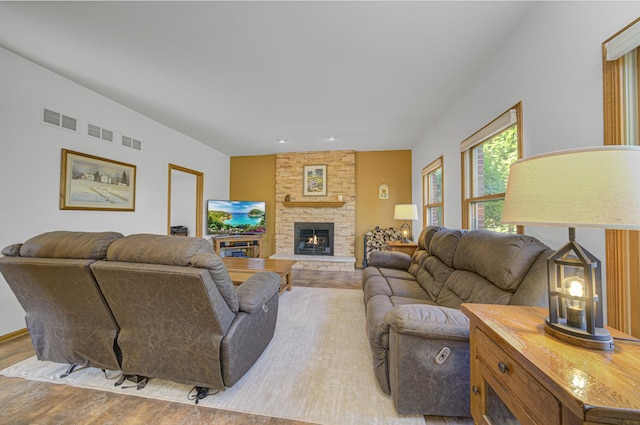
[476,329,561,425]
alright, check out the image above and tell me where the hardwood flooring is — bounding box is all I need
[0,269,469,425]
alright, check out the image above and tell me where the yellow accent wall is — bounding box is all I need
[230,150,412,266]
[355,150,412,266]
[230,155,276,258]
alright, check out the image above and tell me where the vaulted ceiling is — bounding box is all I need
[0,1,537,156]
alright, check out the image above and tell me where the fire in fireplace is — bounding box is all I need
[294,222,334,256]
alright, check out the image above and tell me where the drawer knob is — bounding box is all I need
[472,386,480,395]
[498,362,509,374]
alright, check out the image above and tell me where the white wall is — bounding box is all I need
[0,47,230,335]
[412,2,640,275]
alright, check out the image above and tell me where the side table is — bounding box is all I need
[387,241,418,257]
[462,303,640,425]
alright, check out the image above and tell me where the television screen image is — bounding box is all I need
[207,200,266,235]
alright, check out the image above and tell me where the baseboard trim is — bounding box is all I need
[0,328,28,343]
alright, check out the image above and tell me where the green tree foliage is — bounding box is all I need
[431,168,442,203]
[476,125,518,233]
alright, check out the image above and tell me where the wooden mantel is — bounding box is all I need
[282,201,346,208]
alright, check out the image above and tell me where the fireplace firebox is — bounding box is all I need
[294,222,334,256]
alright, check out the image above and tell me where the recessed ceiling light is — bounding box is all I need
[327,136,338,142]
[277,139,287,144]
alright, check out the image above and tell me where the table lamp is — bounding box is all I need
[502,146,640,350]
[394,204,419,243]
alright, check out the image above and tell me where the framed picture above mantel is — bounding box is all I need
[303,164,327,196]
[60,149,136,211]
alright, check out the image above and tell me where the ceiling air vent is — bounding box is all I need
[41,107,78,132]
[88,123,114,143]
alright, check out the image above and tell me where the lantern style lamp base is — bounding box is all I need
[400,222,411,243]
[544,319,614,351]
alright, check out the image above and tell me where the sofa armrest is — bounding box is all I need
[384,304,470,341]
[368,250,411,270]
[2,244,22,257]
[235,271,280,313]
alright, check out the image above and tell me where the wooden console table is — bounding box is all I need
[212,235,261,258]
[462,304,640,425]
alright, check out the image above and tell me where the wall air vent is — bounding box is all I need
[122,135,142,151]
[41,107,78,132]
[88,123,114,143]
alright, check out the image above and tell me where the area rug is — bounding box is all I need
[1,287,425,425]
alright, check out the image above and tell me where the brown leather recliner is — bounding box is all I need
[0,231,124,372]
[90,233,280,391]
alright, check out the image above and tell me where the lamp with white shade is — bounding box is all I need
[502,145,640,350]
[394,204,419,243]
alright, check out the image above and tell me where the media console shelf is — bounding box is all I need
[212,235,261,258]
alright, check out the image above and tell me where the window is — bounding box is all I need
[422,156,443,227]
[461,103,522,233]
[603,17,640,336]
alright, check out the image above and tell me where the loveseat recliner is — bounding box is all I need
[0,231,280,393]
[362,226,553,416]
[0,231,124,372]
[90,233,280,390]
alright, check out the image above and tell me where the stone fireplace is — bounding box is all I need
[270,150,356,271]
[294,222,334,256]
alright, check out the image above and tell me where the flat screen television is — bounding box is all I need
[207,200,266,235]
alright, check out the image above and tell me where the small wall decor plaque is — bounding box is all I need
[379,184,389,199]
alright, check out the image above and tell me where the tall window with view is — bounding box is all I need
[461,103,522,233]
[422,156,443,227]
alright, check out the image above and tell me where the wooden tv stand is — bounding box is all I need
[212,235,261,258]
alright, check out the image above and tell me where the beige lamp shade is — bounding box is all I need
[394,204,419,221]
[502,146,640,230]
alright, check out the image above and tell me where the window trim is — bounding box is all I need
[460,102,523,233]
[603,16,640,336]
[422,156,444,227]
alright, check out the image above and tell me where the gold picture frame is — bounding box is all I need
[60,149,136,211]
[303,164,327,196]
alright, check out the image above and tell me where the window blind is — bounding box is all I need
[460,109,517,152]
[421,157,442,176]
[605,19,640,61]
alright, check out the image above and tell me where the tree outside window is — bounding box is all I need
[461,103,522,233]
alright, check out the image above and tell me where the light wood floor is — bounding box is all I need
[0,269,469,425]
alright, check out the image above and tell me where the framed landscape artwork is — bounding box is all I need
[60,149,136,211]
[303,164,327,196]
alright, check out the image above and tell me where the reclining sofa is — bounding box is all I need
[0,231,280,393]
[362,226,553,417]
[0,231,124,372]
